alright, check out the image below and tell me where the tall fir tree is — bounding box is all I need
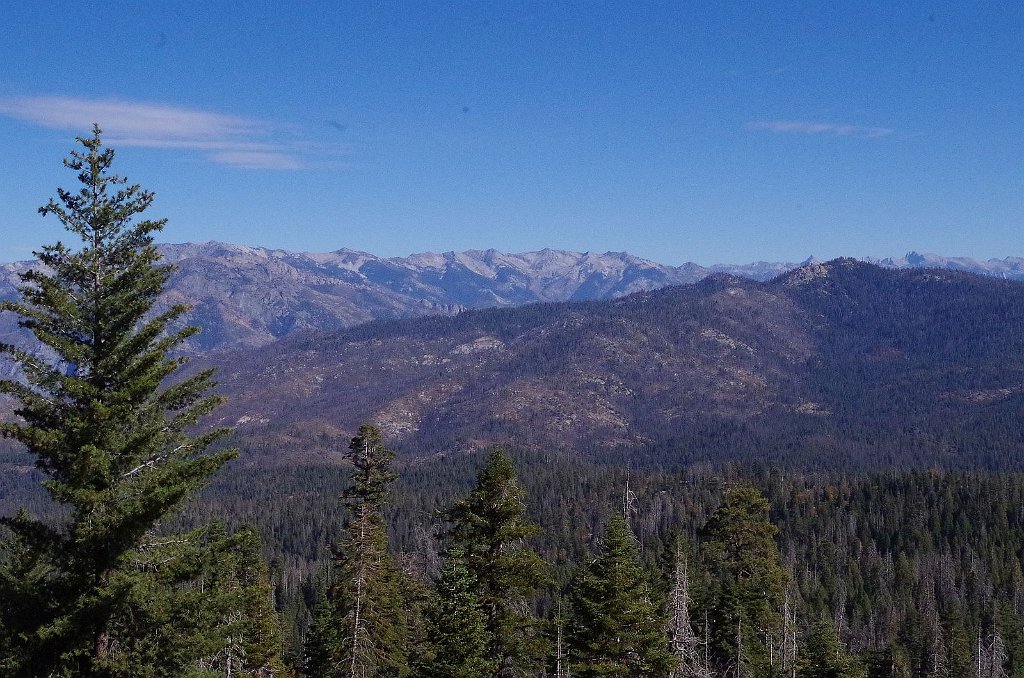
[314,423,411,677]
[302,581,338,677]
[108,523,286,677]
[416,545,496,677]
[699,485,788,677]
[445,447,548,677]
[0,127,235,675]
[197,525,287,677]
[568,513,675,677]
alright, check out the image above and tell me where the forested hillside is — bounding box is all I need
[5,242,1024,360]
[0,242,793,358]
[200,259,1024,471]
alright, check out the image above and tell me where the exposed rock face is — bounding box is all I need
[3,243,1023,359]
[868,251,1024,278]
[0,243,801,355]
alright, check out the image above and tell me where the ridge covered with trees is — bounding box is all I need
[195,253,1024,472]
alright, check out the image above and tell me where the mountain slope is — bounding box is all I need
[205,260,1024,470]
[2,242,780,355]
[4,242,1023,358]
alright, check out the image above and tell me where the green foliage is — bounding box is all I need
[445,447,549,676]
[568,513,674,677]
[201,525,287,677]
[309,424,412,677]
[699,484,787,676]
[302,582,337,677]
[798,617,863,678]
[105,523,286,677]
[0,127,235,675]
[344,423,399,511]
[121,448,1024,676]
[416,546,496,677]
[134,447,1024,676]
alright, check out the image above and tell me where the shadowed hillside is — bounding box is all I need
[200,259,1024,471]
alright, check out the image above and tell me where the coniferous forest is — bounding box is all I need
[5,134,1024,677]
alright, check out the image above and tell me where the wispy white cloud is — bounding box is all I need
[0,95,337,169]
[750,120,894,139]
[207,151,303,170]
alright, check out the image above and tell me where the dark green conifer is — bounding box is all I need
[568,513,674,677]
[699,485,787,676]
[0,127,235,675]
[302,582,338,677]
[110,523,286,676]
[417,545,496,677]
[798,617,862,678]
[102,525,217,676]
[446,447,548,676]
[213,526,288,677]
[318,424,411,677]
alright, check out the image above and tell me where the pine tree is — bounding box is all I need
[302,582,338,677]
[237,528,288,677]
[417,545,496,677]
[699,485,787,676]
[102,525,219,676]
[862,644,913,678]
[445,447,548,676]
[0,127,235,675]
[318,423,411,677]
[797,617,862,678]
[781,589,799,678]
[554,597,570,678]
[568,513,674,677]
[112,524,286,677]
[201,525,287,677]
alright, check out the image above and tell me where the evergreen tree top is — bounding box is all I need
[38,124,166,249]
[446,447,541,546]
[342,423,397,509]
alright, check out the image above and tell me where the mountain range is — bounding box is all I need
[201,259,1024,471]
[2,245,1024,470]
[3,242,1024,357]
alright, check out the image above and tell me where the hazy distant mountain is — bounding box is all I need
[2,242,1023,356]
[866,251,1024,279]
[202,259,1024,469]
[0,242,800,355]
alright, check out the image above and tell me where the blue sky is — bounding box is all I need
[1,2,1021,265]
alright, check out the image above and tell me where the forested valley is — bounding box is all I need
[4,133,1024,677]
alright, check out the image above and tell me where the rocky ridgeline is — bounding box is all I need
[2,242,1022,356]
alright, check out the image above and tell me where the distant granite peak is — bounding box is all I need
[2,242,1023,357]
